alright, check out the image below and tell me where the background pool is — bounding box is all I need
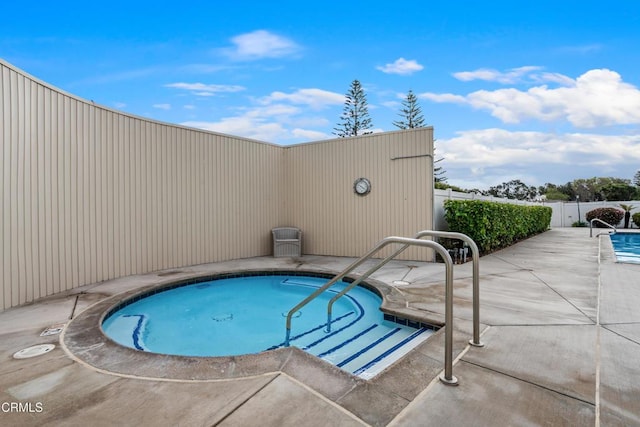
[609,233,640,263]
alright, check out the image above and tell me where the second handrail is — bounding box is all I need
[326,230,483,347]
[589,218,617,237]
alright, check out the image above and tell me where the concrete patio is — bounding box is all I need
[1,228,639,426]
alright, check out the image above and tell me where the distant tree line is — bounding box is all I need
[447,176,640,202]
[539,176,640,202]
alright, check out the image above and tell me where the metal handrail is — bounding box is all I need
[284,236,459,385]
[325,230,483,347]
[590,218,617,237]
[417,231,483,347]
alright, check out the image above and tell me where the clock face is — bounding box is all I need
[354,178,371,196]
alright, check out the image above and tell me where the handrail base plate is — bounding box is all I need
[439,374,459,386]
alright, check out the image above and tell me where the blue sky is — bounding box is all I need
[2,1,640,190]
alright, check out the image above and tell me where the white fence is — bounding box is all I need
[434,189,640,229]
[543,200,640,228]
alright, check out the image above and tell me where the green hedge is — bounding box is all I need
[444,200,552,254]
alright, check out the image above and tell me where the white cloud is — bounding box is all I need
[423,69,640,128]
[153,103,171,110]
[291,116,331,128]
[178,83,377,143]
[292,128,330,140]
[182,118,288,142]
[244,104,301,118]
[165,82,246,96]
[258,88,344,109]
[113,102,126,109]
[453,66,542,84]
[224,30,301,61]
[180,98,331,143]
[437,128,640,188]
[376,58,424,75]
[183,105,196,110]
[453,66,577,87]
[420,93,467,103]
[381,100,401,109]
[532,72,575,86]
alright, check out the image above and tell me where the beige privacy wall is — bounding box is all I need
[0,61,284,310]
[0,59,433,311]
[283,131,433,260]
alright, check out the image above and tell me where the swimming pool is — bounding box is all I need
[101,272,433,377]
[609,232,640,263]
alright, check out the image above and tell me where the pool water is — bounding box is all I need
[609,233,640,263]
[102,274,432,377]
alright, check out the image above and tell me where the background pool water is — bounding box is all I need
[609,233,640,263]
[102,275,395,357]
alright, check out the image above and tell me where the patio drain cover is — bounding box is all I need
[40,323,66,336]
[13,344,55,359]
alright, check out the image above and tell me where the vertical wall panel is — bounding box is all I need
[97,108,106,281]
[18,73,26,303]
[0,72,5,304]
[77,102,86,285]
[25,79,36,301]
[53,92,61,292]
[14,72,25,305]
[35,85,45,299]
[132,119,141,273]
[1,60,433,311]
[0,66,6,310]
[69,98,79,290]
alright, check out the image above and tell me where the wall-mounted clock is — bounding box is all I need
[353,177,371,196]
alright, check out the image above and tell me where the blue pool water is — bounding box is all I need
[102,274,432,377]
[610,233,640,263]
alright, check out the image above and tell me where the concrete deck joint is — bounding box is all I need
[595,234,603,427]
[459,359,596,407]
[211,374,281,426]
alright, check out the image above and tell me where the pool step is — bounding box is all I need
[292,319,433,378]
[279,277,435,378]
[340,327,432,379]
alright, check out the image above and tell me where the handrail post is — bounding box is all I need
[414,230,483,347]
[439,246,457,386]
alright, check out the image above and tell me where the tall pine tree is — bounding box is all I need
[433,153,447,183]
[394,90,447,182]
[393,90,424,129]
[333,79,373,137]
